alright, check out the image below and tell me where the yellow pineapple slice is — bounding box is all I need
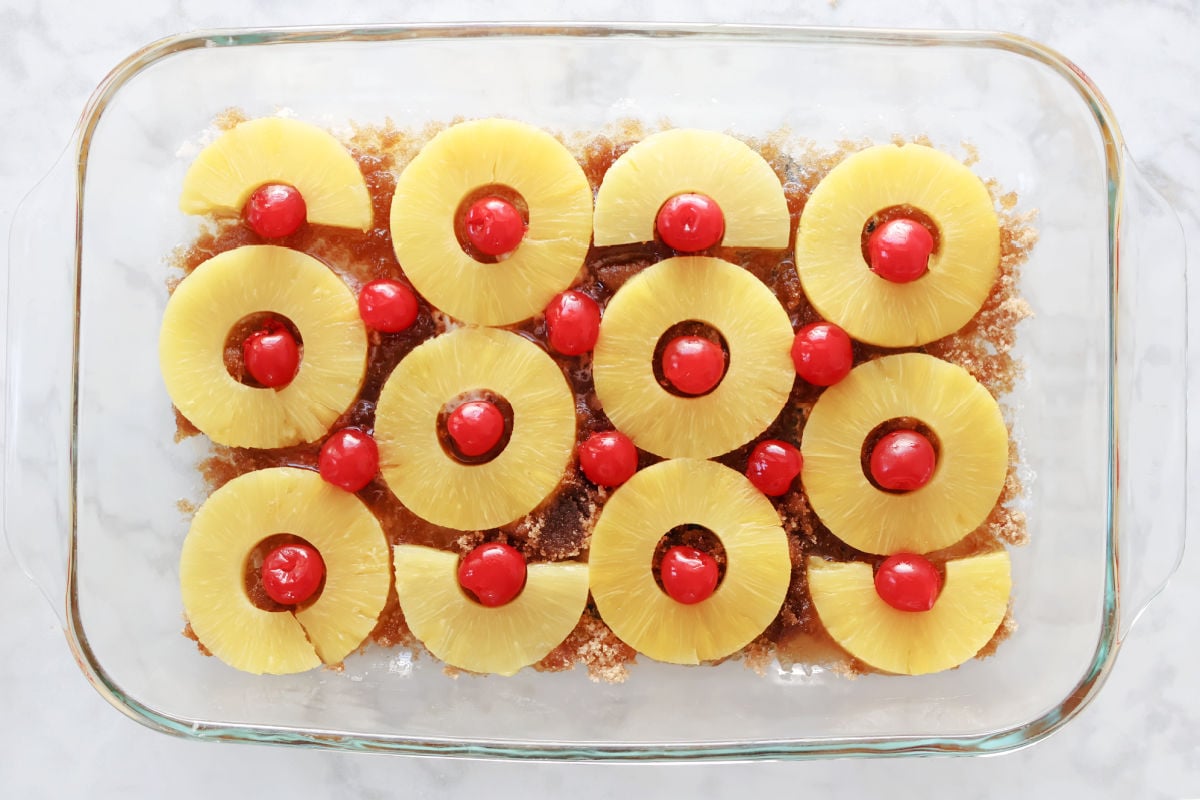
[795,143,1000,346]
[179,117,372,230]
[180,468,390,674]
[393,545,588,676]
[589,459,790,664]
[160,245,368,448]
[375,327,576,530]
[801,353,1008,554]
[389,118,592,326]
[593,129,790,247]
[807,551,1011,675]
[592,256,794,459]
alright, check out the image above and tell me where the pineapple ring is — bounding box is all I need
[393,545,589,676]
[589,459,791,665]
[179,117,372,231]
[389,118,593,326]
[801,353,1009,555]
[807,551,1012,675]
[159,245,368,449]
[375,327,576,531]
[593,128,791,248]
[180,468,391,675]
[592,257,795,459]
[794,143,1000,347]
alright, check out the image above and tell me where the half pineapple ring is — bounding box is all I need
[375,327,576,531]
[801,353,1009,555]
[807,551,1011,675]
[593,129,791,248]
[389,118,593,326]
[180,467,391,675]
[593,256,795,459]
[589,459,791,665]
[160,245,368,448]
[180,117,372,231]
[795,143,1000,347]
[393,545,588,676]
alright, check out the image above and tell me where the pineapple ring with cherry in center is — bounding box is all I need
[179,467,391,675]
[159,245,369,449]
[592,128,791,248]
[589,458,791,665]
[807,550,1012,675]
[392,545,589,676]
[592,256,795,459]
[179,116,373,231]
[794,143,1000,347]
[389,118,593,326]
[374,327,577,531]
[800,353,1009,555]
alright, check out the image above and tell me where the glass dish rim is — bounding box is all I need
[62,22,1123,761]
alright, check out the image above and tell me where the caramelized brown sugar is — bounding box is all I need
[173,119,1035,679]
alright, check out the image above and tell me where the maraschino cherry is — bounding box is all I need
[660,545,719,605]
[545,290,601,356]
[662,335,725,395]
[874,553,941,612]
[464,196,526,256]
[318,429,379,492]
[656,193,725,252]
[447,400,505,458]
[870,429,936,492]
[746,440,803,497]
[867,218,934,283]
[791,322,853,387]
[458,542,527,607]
[244,184,307,239]
[261,543,325,605]
[578,430,638,487]
[243,321,300,388]
[358,280,419,333]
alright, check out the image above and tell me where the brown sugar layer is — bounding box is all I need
[174,121,1034,679]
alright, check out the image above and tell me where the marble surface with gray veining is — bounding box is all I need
[1,0,1197,797]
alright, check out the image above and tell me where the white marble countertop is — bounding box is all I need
[1,0,1197,796]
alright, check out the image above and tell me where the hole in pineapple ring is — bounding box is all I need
[222,311,304,389]
[651,525,728,597]
[651,320,731,398]
[436,390,516,465]
[860,417,943,494]
[859,205,942,268]
[243,533,326,613]
[453,183,531,264]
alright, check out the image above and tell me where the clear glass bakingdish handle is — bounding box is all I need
[4,147,77,627]
[1115,150,1189,641]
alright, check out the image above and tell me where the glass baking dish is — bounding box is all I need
[4,23,1188,760]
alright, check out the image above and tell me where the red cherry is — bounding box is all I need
[578,430,638,487]
[746,440,803,497]
[244,184,307,239]
[870,429,937,492]
[358,280,419,333]
[662,335,725,395]
[791,322,853,387]
[261,543,325,605]
[318,429,379,492]
[545,290,601,356]
[656,193,725,252]
[464,196,526,256]
[447,400,505,458]
[660,545,720,605]
[874,553,942,612]
[458,542,527,607]
[242,321,300,388]
[867,218,934,283]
